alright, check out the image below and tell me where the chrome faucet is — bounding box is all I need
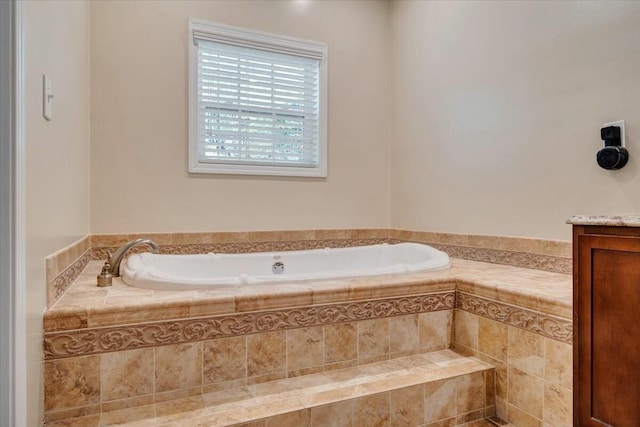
[109,238,160,277]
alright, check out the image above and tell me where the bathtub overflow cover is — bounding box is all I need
[272,262,285,274]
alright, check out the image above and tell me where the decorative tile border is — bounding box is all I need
[430,243,571,274]
[46,229,572,307]
[47,250,93,307]
[44,291,455,359]
[90,238,391,260]
[455,291,573,344]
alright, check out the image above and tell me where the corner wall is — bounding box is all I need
[390,0,640,240]
[23,1,90,424]
[89,0,391,233]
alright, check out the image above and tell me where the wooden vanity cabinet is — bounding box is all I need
[573,225,640,427]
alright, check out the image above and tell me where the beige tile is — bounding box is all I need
[355,392,390,426]
[455,409,485,425]
[99,404,155,426]
[456,371,485,414]
[229,422,265,427]
[424,417,456,427]
[485,369,496,407]
[171,233,213,244]
[155,342,202,392]
[508,404,542,427]
[544,383,572,427]
[390,384,423,426]
[544,338,572,389]
[264,409,311,427]
[508,327,544,377]
[310,400,355,427]
[324,323,357,364]
[424,378,456,423]
[494,361,508,400]
[358,318,389,361]
[287,327,324,372]
[91,234,129,247]
[203,336,246,384]
[454,310,478,350]
[100,348,153,401]
[44,356,101,411]
[155,396,208,422]
[44,405,101,423]
[155,385,202,403]
[389,315,420,354]
[100,395,153,413]
[247,331,287,378]
[495,396,507,421]
[508,367,544,419]
[46,414,101,427]
[419,310,452,350]
[478,317,507,362]
[126,233,172,245]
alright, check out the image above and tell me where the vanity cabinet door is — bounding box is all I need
[575,233,640,427]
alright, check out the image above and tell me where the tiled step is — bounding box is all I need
[48,350,496,427]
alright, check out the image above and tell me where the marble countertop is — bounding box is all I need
[44,258,573,333]
[567,215,640,227]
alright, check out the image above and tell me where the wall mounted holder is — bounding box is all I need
[597,120,628,170]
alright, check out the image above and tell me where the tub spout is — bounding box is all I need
[109,238,160,277]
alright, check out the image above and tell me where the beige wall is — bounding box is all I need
[90,0,391,233]
[390,0,640,240]
[24,0,90,424]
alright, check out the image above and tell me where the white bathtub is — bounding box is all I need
[122,242,450,290]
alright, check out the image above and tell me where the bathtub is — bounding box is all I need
[122,242,450,290]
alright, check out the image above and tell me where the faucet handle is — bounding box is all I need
[106,250,113,261]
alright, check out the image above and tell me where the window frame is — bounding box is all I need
[188,19,328,177]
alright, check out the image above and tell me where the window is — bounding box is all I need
[189,19,327,177]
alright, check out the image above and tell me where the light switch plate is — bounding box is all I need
[43,74,52,121]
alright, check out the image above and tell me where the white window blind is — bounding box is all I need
[189,20,327,177]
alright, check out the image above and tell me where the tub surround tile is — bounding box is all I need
[478,318,507,362]
[455,293,572,344]
[424,378,457,423]
[455,309,479,349]
[324,322,357,364]
[247,331,287,379]
[543,383,572,426]
[46,228,571,309]
[508,328,544,377]
[203,336,246,385]
[155,343,203,393]
[310,400,355,427]
[45,350,495,426]
[286,327,324,373]
[358,318,390,362]
[456,371,486,414]
[44,292,456,359]
[44,355,101,411]
[389,314,420,355]
[507,367,544,420]
[419,310,453,350]
[46,414,101,427]
[42,235,574,426]
[354,392,390,426]
[543,339,572,389]
[45,255,571,336]
[100,348,153,401]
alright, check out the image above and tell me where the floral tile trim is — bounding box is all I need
[48,250,93,307]
[431,243,571,274]
[90,238,391,260]
[455,291,573,344]
[44,292,456,360]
